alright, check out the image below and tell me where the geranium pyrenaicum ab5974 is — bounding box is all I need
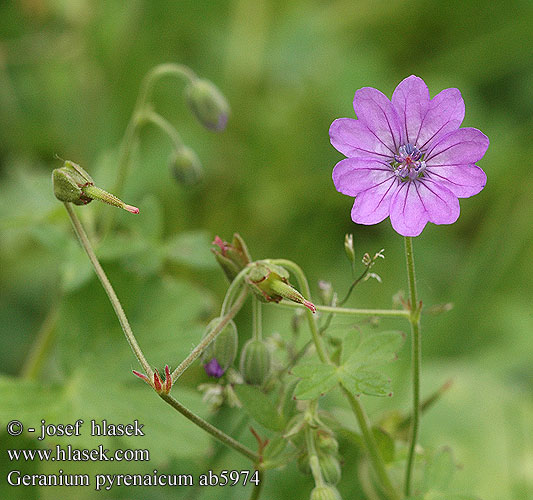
[329,75,489,237]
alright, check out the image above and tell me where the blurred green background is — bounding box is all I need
[0,0,532,499]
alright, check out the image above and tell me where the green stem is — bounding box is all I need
[252,296,262,340]
[278,300,410,319]
[403,236,421,497]
[342,387,400,500]
[221,266,250,315]
[138,110,184,149]
[269,259,329,364]
[64,203,153,379]
[101,64,197,238]
[159,393,258,463]
[21,295,62,379]
[171,287,249,383]
[271,259,399,499]
[248,469,264,500]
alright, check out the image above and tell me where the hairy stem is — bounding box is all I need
[248,469,264,500]
[271,259,399,499]
[404,236,421,497]
[64,203,153,379]
[171,287,249,383]
[159,393,258,463]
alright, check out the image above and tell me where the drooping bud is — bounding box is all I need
[344,233,355,266]
[211,233,252,281]
[169,146,203,186]
[185,79,230,131]
[201,318,238,378]
[246,261,316,313]
[309,485,342,500]
[239,339,271,386]
[52,160,139,213]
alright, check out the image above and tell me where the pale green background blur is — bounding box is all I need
[0,1,532,499]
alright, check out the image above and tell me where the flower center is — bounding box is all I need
[392,143,426,181]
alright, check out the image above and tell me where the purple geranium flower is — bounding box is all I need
[329,75,489,236]
[204,358,225,378]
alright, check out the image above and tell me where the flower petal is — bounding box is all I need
[391,75,430,146]
[332,158,393,196]
[353,87,402,154]
[390,180,460,236]
[427,164,487,198]
[416,88,465,150]
[425,127,489,165]
[350,176,398,225]
[329,118,394,160]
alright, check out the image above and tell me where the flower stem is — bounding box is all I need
[171,287,249,383]
[159,393,258,463]
[403,236,421,497]
[64,203,153,379]
[248,469,264,500]
[21,295,62,379]
[271,259,399,499]
[277,300,410,319]
[252,296,262,341]
[138,110,184,149]
[341,386,400,500]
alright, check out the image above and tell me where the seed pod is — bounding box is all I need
[239,339,271,385]
[316,430,339,455]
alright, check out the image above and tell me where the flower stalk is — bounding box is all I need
[64,202,153,379]
[404,236,422,497]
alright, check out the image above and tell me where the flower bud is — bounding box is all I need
[185,78,230,131]
[212,233,252,281]
[344,233,355,266]
[316,430,339,455]
[169,146,203,186]
[319,454,341,485]
[239,339,271,385]
[52,160,139,213]
[309,485,342,500]
[201,318,238,378]
[246,261,316,313]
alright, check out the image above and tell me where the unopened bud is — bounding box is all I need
[52,160,139,213]
[239,339,271,385]
[212,233,252,281]
[319,454,341,485]
[246,261,316,313]
[201,318,238,378]
[310,485,342,500]
[316,430,339,455]
[169,146,203,186]
[185,79,230,131]
[344,233,355,265]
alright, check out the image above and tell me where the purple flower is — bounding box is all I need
[204,358,225,378]
[329,75,489,236]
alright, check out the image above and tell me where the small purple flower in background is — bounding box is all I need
[329,75,489,236]
[204,358,225,378]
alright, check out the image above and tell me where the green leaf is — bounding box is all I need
[233,384,284,432]
[423,447,456,493]
[338,369,391,397]
[165,230,218,269]
[292,364,338,400]
[344,330,405,370]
